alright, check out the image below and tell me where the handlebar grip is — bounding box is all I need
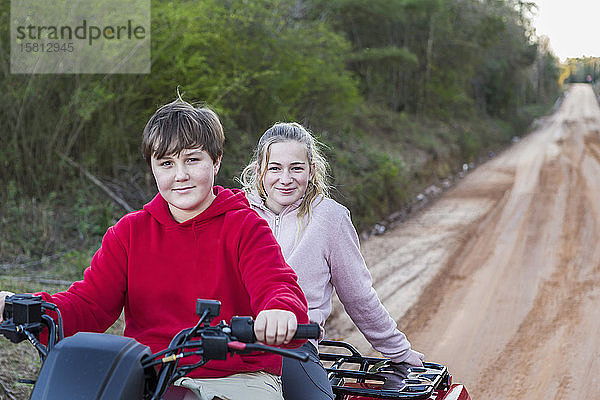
[293,323,320,340]
[230,318,320,342]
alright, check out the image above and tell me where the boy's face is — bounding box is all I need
[151,148,221,223]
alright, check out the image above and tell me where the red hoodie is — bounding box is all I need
[39,186,308,377]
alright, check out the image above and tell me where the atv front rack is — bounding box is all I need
[319,340,450,400]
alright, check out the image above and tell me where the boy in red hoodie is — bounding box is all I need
[0,96,309,400]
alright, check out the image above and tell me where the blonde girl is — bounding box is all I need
[241,122,424,400]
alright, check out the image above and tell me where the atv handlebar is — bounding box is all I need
[0,295,319,400]
[145,299,319,399]
[228,314,321,343]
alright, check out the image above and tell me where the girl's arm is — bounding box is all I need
[328,206,422,364]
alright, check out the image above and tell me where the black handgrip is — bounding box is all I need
[293,323,320,340]
[230,317,320,342]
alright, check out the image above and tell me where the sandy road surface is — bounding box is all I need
[325,84,600,400]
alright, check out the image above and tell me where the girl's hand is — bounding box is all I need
[402,349,425,367]
[254,309,298,345]
[382,349,425,390]
[0,291,15,324]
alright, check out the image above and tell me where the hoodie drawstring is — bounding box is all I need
[274,215,280,237]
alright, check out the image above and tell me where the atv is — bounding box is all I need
[1,294,470,400]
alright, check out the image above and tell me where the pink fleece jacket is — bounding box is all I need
[247,192,420,364]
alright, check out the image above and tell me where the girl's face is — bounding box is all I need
[151,148,221,222]
[261,141,313,214]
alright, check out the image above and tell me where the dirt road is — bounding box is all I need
[325,84,600,400]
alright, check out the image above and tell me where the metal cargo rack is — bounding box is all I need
[319,340,450,400]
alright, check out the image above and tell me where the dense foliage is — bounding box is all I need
[1,0,561,263]
[563,56,600,84]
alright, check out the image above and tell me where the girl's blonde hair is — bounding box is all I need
[240,122,330,219]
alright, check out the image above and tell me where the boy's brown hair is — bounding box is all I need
[141,96,224,164]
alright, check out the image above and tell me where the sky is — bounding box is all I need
[531,0,600,60]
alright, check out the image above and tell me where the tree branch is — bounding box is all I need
[57,152,134,213]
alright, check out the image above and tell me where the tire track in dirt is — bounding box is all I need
[474,139,600,399]
[325,84,600,400]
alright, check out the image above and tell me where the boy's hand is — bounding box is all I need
[254,309,297,345]
[0,291,15,324]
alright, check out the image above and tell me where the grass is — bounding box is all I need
[328,101,552,231]
[0,275,125,400]
[0,278,68,400]
[0,233,104,398]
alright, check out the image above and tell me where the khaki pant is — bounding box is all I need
[174,371,283,400]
